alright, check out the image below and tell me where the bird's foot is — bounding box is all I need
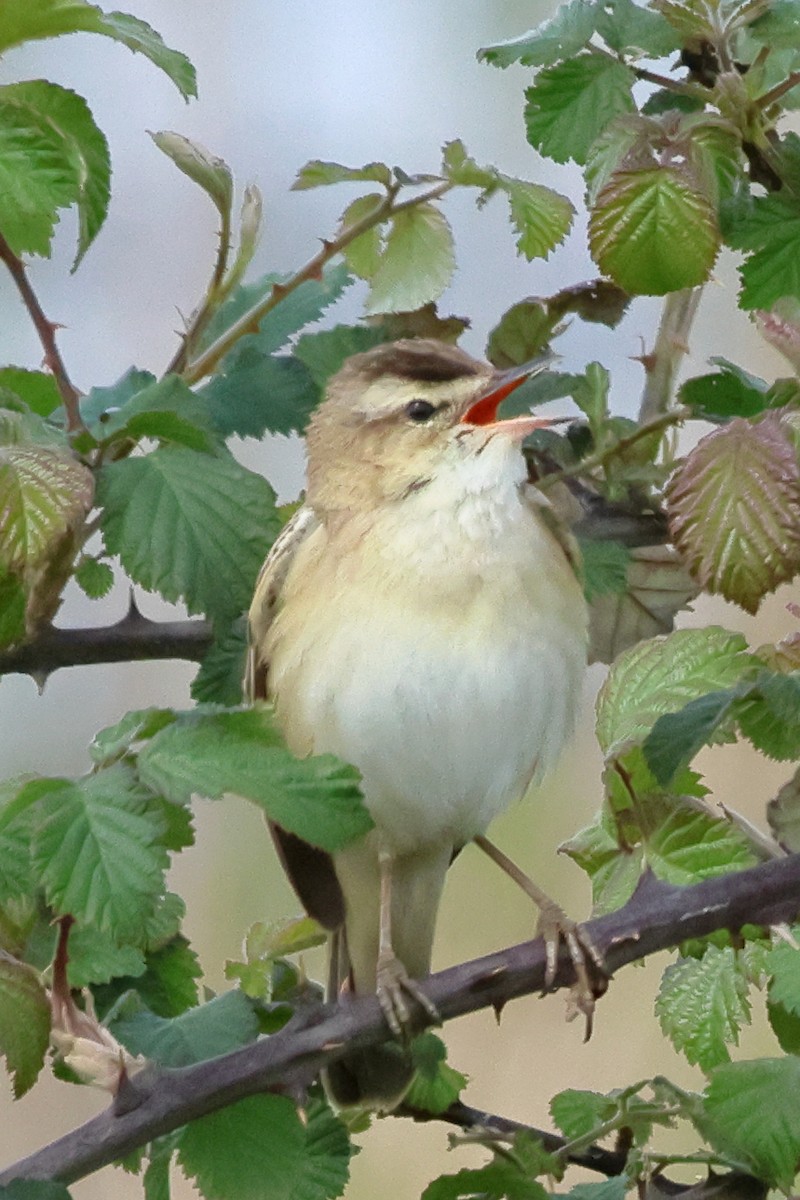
[376,951,440,1038]
[536,899,608,1038]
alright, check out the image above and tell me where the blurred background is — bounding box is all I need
[0,2,796,1196]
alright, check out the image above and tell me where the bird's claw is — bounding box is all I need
[376,951,440,1038]
[536,900,608,1039]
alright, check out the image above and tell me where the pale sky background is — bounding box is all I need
[0,3,796,1198]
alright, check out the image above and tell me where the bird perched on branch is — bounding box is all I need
[247,338,589,1109]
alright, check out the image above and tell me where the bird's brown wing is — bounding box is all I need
[245,505,345,931]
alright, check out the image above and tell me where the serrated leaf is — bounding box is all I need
[79,367,156,426]
[0,952,50,1096]
[767,766,800,852]
[363,203,455,316]
[74,557,114,599]
[588,545,699,665]
[0,445,93,572]
[143,1134,181,1200]
[111,989,257,1066]
[596,626,753,755]
[656,946,751,1071]
[31,766,169,940]
[550,1088,615,1139]
[441,140,497,190]
[567,1180,629,1200]
[404,1032,467,1115]
[590,166,719,294]
[97,446,280,621]
[644,688,742,784]
[560,808,644,914]
[0,89,80,257]
[178,1094,305,1200]
[199,261,351,359]
[750,1,800,52]
[486,301,562,366]
[679,367,771,422]
[727,194,800,310]
[0,369,61,417]
[200,351,320,438]
[503,180,574,260]
[292,1097,352,1200]
[524,55,636,166]
[701,1057,800,1189]
[89,373,216,448]
[339,194,385,280]
[667,414,800,613]
[294,324,387,388]
[766,939,800,1017]
[66,924,146,988]
[0,1,196,100]
[150,131,232,219]
[596,0,681,55]
[737,671,800,759]
[292,159,391,190]
[645,796,759,883]
[90,707,178,765]
[422,1157,548,1200]
[191,619,247,705]
[478,0,598,68]
[3,80,110,267]
[137,708,372,853]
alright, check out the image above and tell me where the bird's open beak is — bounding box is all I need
[462,354,555,440]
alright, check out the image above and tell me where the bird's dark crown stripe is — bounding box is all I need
[356,341,482,384]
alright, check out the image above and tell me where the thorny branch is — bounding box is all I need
[3,855,800,1189]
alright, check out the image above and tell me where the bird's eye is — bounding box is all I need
[405,399,437,423]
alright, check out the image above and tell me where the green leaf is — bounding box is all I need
[441,140,497,191]
[0,90,81,257]
[2,80,110,267]
[679,365,771,421]
[143,1134,181,1200]
[502,180,574,260]
[422,1144,550,1200]
[150,131,232,219]
[644,690,741,785]
[294,324,388,388]
[596,0,680,55]
[88,373,216,449]
[524,55,636,165]
[339,194,386,279]
[90,707,177,766]
[178,1095,305,1200]
[767,767,800,852]
[66,924,146,989]
[667,414,800,613]
[644,796,758,883]
[74,557,114,599]
[200,352,320,438]
[0,1183,72,1200]
[0,952,50,1097]
[404,1033,468,1115]
[767,938,800,1017]
[656,946,751,1072]
[292,159,391,190]
[0,1,196,100]
[292,1097,353,1200]
[363,203,455,316]
[97,446,280,621]
[478,1,598,68]
[737,671,800,760]
[567,1180,629,1200]
[0,570,26,650]
[596,627,753,756]
[701,1057,800,1190]
[137,708,372,853]
[111,989,256,1066]
[199,261,351,359]
[579,538,631,601]
[550,1088,615,1139]
[750,1,800,53]
[31,766,169,940]
[191,619,247,706]
[0,369,61,417]
[0,445,93,573]
[589,166,719,294]
[728,194,800,310]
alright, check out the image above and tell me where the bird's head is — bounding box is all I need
[305,338,554,516]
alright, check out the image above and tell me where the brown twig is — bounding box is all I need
[638,289,702,424]
[0,232,85,434]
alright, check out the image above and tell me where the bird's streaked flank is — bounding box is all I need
[247,338,588,1108]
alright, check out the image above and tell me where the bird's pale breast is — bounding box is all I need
[266,447,587,856]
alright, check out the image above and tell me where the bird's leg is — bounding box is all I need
[473,834,607,1034]
[376,846,440,1037]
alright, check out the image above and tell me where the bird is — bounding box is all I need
[246,337,589,1109]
